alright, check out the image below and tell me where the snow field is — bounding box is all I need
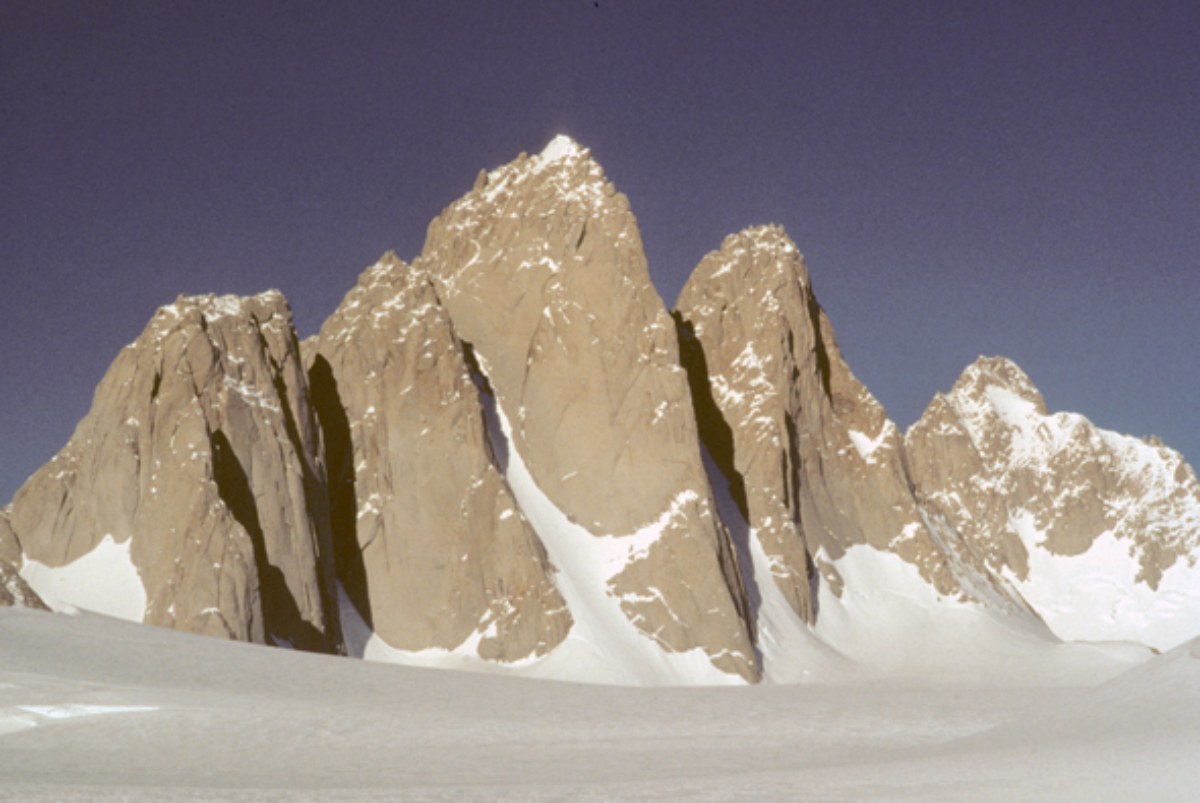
[1,607,1196,801]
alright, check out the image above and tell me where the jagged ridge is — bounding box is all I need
[4,135,1199,684]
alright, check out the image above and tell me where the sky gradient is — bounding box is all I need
[3,1,1198,502]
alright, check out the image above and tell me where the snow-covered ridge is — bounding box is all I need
[910,354,1200,651]
[947,357,1200,510]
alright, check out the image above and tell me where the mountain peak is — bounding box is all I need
[681,225,808,312]
[538,133,586,164]
[952,355,1046,413]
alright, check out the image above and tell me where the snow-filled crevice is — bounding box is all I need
[700,444,762,657]
[345,348,743,685]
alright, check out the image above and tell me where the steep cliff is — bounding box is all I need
[7,292,341,651]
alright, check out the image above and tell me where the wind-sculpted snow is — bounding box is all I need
[907,356,1200,650]
[4,607,1193,800]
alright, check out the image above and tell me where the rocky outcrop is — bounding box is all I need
[2,507,45,610]
[310,252,572,662]
[675,226,980,625]
[7,135,1198,678]
[5,292,341,651]
[418,135,757,681]
[906,356,1200,649]
[0,506,18,567]
[1,561,47,610]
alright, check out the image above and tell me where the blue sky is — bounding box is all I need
[2,1,1198,501]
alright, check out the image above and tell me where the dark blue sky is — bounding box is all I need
[3,1,1198,502]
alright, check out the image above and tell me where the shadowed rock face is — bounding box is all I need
[675,226,989,622]
[1,509,45,609]
[311,253,572,662]
[0,507,18,567]
[906,356,1200,645]
[418,136,758,681]
[5,292,341,651]
[1,562,47,610]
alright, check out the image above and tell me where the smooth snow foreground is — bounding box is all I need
[2,608,1198,801]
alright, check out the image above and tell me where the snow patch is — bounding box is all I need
[536,134,581,165]
[847,422,894,464]
[1005,512,1200,650]
[20,535,146,622]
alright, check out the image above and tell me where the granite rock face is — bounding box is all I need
[1,561,47,610]
[2,507,46,610]
[6,292,341,651]
[0,507,18,567]
[7,135,1200,677]
[906,356,1200,649]
[675,226,980,625]
[419,136,757,681]
[311,253,572,662]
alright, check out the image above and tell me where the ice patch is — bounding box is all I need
[1,703,158,737]
[16,704,158,720]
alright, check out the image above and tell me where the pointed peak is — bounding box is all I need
[538,133,586,163]
[376,250,405,269]
[682,224,807,303]
[961,355,1032,386]
[160,290,288,323]
[718,224,802,257]
[451,135,609,214]
[953,355,1047,412]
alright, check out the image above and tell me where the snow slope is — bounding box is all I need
[914,357,1200,652]
[18,534,145,621]
[337,383,742,686]
[2,607,1195,801]
[698,438,1141,686]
